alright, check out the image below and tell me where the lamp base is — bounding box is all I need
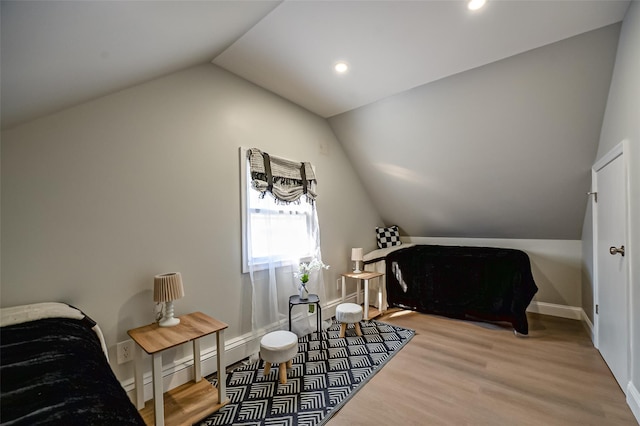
[352,259,362,274]
[159,317,180,327]
[158,300,180,327]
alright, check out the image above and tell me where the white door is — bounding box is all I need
[594,145,629,392]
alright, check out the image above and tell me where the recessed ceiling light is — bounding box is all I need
[468,0,486,11]
[334,62,349,74]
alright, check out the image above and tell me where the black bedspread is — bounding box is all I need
[385,245,538,334]
[0,317,145,426]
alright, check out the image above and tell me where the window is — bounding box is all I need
[240,148,316,272]
[240,147,326,334]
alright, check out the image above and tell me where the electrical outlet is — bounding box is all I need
[336,278,341,291]
[117,340,134,364]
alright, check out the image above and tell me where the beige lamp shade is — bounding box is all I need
[153,272,185,303]
[351,248,364,262]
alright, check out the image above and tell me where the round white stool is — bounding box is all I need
[259,330,298,384]
[335,303,363,338]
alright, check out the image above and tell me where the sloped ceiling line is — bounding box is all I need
[0,1,629,240]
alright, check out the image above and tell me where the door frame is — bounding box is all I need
[591,140,632,380]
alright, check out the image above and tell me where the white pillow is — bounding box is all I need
[364,243,415,262]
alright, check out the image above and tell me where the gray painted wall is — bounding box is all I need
[583,0,639,401]
[1,64,382,380]
[328,24,620,240]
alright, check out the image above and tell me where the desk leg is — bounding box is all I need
[341,277,346,302]
[216,330,226,404]
[193,339,202,382]
[134,345,145,409]
[317,303,323,347]
[382,277,387,312]
[377,276,383,313]
[152,352,164,426]
[357,280,362,305]
[363,279,369,320]
[289,303,293,331]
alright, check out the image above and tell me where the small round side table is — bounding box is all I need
[288,294,322,345]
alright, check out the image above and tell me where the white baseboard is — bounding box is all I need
[526,303,597,343]
[526,301,582,320]
[122,295,355,402]
[581,308,595,342]
[628,382,640,424]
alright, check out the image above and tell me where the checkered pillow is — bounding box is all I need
[376,225,402,249]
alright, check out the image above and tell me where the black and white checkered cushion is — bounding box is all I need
[376,225,402,249]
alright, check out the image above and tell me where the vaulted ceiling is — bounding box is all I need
[1,0,630,239]
[329,23,621,239]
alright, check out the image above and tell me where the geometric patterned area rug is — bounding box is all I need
[197,319,415,426]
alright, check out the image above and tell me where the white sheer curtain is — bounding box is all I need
[244,149,328,349]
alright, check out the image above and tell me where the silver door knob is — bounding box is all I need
[609,245,625,256]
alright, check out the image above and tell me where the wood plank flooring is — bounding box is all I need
[328,310,637,426]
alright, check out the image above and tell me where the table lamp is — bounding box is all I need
[351,248,363,273]
[154,272,185,327]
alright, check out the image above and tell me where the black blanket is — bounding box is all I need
[385,245,538,334]
[0,317,145,426]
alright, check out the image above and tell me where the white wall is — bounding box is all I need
[582,1,640,421]
[1,64,383,384]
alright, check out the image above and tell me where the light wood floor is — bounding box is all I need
[328,310,637,426]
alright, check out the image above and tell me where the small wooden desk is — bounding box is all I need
[340,271,385,320]
[128,312,229,426]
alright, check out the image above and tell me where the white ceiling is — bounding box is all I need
[0,1,281,129]
[214,0,630,118]
[1,0,630,129]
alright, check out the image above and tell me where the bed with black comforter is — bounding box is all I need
[385,245,538,334]
[0,303,145,426]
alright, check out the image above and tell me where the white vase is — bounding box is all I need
[299,283,309,300]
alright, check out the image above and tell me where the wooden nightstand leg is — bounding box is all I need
[264,362,272,376]
[152,352,164,426]
[363,279,370,320]
[134,344,145,409]
[193,339,201,382]
[216,329,226,403]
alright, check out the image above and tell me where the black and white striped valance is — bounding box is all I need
[247,148,317,203]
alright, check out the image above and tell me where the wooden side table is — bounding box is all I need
[341,271,385,320]
[128,312,229,426]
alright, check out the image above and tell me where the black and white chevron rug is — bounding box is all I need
[198,319,414,426]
